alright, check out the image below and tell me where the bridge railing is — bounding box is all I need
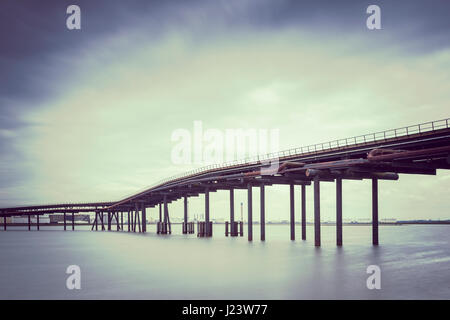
[118,118,450,201]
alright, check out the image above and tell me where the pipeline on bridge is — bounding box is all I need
[1,118,450,247]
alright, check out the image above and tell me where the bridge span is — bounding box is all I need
[1,118,450,246]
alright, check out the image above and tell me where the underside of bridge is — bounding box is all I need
[1,119,450,246]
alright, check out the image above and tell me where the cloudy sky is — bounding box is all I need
[1,0,449,221]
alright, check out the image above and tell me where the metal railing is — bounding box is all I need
[117,118,450,201]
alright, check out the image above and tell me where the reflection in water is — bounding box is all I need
[0,225,449,299]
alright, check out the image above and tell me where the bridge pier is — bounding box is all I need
[301,185,306,240]
[247,183,253,242]
[142,205,146,233]
[336,178,343,246]
[159,203,162,223]
[260,185,265,241]
[121,212,124,230]
[72,212,75,231]
[28,215,31,231]
[228,189,239,237]
[3,216,6,230]
[134,205,141,233]
[205,187,210,236]
[290,184,295,241]
[101,212,105,231]
[182,196,188,234]
[162,195,172,234]
[107,212,111,231]
[372,178,379,246]
[37,215,39,231]
[314,177,321,247]
[230,189,234,234]
[64,213,67,231]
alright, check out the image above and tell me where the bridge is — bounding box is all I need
[1,118,450,246]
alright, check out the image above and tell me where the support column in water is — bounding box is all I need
[301,185,306,240]
[229,189,234,235]
[372,178,379,246]
[314,177,321,247]
[336,178,343,246]
[290,184,295,241]
[260,185,265,241]
[247,183,253,242]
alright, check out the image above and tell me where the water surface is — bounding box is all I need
[0,224,449,299]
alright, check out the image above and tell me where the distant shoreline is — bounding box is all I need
[4,221,450,227]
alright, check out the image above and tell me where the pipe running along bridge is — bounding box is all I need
[1,118,450,246]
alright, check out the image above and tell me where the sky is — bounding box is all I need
[0,0,449,221]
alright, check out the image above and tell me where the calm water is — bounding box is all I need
[0,224,449,299]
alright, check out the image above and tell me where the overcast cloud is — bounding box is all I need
[0,0,449,221]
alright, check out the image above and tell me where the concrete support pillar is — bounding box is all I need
[28,215,31,231]
[184,196,188,224]
[205,187,210,235]
[142,205,146,233]
[290,184,295,241]
[64,213,67,231]
[314,177,321,247]
[159,203,162,222]
[127,211,130,232]
[37,215,40,231]
[301,185,306,240]
[72,212,75,231]
[3,216,6,231]
[336,178,343,246]
[121,212,124,230]
[372,178,379,246]
[164,195,169,224]
[101,212,105,231]
[107,212,111,231]
[247,183,253,242]
[260,185,265,241]
[230,189,234,234]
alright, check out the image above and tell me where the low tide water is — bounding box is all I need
[0,224,449,299]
